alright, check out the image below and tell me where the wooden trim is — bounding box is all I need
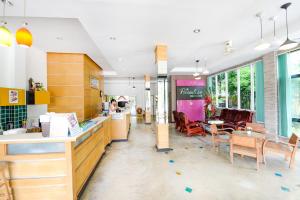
[65,141,76,200]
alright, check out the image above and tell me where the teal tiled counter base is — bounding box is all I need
[0,105,27,131]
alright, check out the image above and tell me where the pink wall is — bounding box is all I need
[176,80,206,121]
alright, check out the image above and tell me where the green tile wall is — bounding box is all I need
[0,106,27,131]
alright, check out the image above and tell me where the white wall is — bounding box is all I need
[26,47,48,119]
[0,43,26,89]
[0,45,47,119]
[104,78,157,111]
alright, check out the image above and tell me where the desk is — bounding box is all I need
[0,116,112,200]
[111,110,131,141]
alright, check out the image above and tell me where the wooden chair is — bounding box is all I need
[230,134,261,170]
[0,162,13,200]
[172,111,180,130]
[263,133,299,168]
[179,113,205,137]
[238,123,266,134]
[210,124,231,152]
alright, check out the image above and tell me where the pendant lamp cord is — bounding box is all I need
[273,19,276,38]
[259,16,263,39]
[2,0,6,24]
[24,0,26,19]
[285,8,289,39]
[196,60,199,73]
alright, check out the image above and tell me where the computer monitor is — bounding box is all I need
[118,101,126,108]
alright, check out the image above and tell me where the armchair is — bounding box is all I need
[179,113,205,137]
[172,111,180,130]
[263,133,299,168]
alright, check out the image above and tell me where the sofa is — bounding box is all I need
[209,108,253,130]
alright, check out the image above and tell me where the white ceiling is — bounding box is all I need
[3,0,300,76]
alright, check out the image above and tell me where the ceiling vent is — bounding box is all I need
[224,40,234,55]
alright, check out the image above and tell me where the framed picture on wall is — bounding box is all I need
[9,90,19,104]
[90,76,99,90]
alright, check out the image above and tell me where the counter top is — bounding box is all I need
[0,116,110,144]
[111,109,131,120]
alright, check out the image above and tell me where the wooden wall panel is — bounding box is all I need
[47,53,84,63]
[83,55,103,120]
[47,53,103,122]
[48,74,83,85]
[48,53,85,121]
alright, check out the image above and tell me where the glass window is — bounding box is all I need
[289,51,300,135]
[240,65,251,109]
[217,73,226,107]
[227,70,238,108]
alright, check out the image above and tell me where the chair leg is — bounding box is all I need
[230,152,233,164]
[289,152,296,169]
[285,153,289,161]
[256,157,259,170]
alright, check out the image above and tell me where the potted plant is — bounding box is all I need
[204,89,216,121]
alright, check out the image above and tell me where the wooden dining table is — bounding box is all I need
[232,130,266,140]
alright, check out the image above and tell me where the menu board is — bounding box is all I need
[176,86,205,100]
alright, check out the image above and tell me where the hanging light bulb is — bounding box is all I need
[279,3,298,51]
[202,59,209,75]
[132,77,136,89]
[254,13,270,51]
[193,59,200,77]
[0,1,12,47]
[16,0,33,48]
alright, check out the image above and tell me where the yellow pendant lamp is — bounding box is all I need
[16,0,33,48]
[16,24,32,47]
[0,1,12,47]
[0,23,12,47]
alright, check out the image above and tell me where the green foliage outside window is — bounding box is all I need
[240,66,251,109]
[227,70,238,108]
[217,73,226,107]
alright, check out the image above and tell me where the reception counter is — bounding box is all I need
[0,116,112,200]
[111,110,131,141]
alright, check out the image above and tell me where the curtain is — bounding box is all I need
[278,54,291,137]
[255,60,265,122]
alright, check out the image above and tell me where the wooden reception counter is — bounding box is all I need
[111,110,131,141]
[0,116,112,200]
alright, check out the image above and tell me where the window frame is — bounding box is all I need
[208,61,259,111]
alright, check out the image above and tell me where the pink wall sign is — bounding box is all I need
[176,80,206,121]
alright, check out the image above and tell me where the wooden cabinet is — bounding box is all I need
[74,125,105,194]
[103,116,112,146]
[27,91,50,105]
[0,88,26,106]
[47,53,104,122]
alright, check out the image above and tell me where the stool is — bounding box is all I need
[0,162,13,200]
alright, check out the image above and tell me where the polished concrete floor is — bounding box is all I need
[80,118,300,200]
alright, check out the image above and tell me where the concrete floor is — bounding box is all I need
[80,118,300,200]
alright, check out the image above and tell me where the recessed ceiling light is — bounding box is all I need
[56,36,63,40]
[109,36,116,40]
[193,29,201,33]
